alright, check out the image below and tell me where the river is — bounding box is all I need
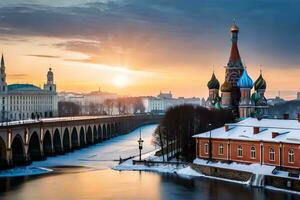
[0,124,298,200]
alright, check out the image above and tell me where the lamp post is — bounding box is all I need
[138,129,144,161]
[208,123,212,162]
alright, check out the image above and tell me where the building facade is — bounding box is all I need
[206,23,268,118]
[194,117,300,170]
[0,55,58,122]
[143,91,203,113]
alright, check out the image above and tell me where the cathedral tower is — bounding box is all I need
[207,72,221,109]
[0,54,7,92]
[237,69,253,118]
[44,68,56,93]
[225,23,244,114]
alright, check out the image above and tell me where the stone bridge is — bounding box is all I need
[0,114,161,169]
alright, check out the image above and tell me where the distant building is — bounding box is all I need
[297,92,300,100]
[0,54,58,122]
[194,117,300,170]
[58,90,118,115]
[143,91,203,113]
[267,96,285,106]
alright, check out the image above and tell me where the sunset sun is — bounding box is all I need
[112,74,129,88]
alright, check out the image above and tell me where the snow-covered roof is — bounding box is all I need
[193,118,300,144]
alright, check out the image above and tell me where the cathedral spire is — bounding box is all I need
[1,53,5,68]
[228,22,242,66]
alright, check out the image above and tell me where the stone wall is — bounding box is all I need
[190,163,252,182]
[265,175,300,192]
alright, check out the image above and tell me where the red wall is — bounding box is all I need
[196,138,300,170]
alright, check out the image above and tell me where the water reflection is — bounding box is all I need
[0,169,297,200]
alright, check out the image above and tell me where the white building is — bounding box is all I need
[58,90,118,115]
[143,91,203,113]
[0,55,58,122]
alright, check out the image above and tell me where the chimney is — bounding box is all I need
[225,125,229,132]
[283,113,289,120]
[253,127,260,134]
[272,132,279,138]
[298,114,300,122]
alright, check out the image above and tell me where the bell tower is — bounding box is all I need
[44,68,56,92]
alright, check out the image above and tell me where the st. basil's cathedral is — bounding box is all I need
[206,23,268,118]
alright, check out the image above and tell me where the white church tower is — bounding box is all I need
[44,68,56,93]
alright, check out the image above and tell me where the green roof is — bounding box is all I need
[8,84,42,91]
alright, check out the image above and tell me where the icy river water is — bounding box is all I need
[0,124,298,200]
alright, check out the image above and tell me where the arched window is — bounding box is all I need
[219,144,224,155]
[269,147,275,161]
[204,143,209,155]
[288,149,295,164]
[250,146,256,159]
[238,145,243,157]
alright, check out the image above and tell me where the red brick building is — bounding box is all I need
[194,116,300,170]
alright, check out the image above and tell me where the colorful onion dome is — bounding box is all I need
[207,73,220,90]
[221,80,232,92]
[254,73,266,90]
[237,69,253,89]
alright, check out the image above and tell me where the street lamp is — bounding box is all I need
[138,129,144,161]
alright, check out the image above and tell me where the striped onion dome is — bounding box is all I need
[207,73,220,90]
[254,73,266,90]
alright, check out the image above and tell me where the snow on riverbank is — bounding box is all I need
[0,124,158,177]
[193,158,275,176]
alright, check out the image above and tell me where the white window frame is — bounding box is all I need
[204,143,209,155]
[250,146,256,159]
[288,149,295,164]
[269,147,275,161]
[237,145,243,157]
[219,144,224,155]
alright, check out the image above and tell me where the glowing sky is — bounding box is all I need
[0,0,299,99]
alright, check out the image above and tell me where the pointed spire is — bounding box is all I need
[1,53,4,68]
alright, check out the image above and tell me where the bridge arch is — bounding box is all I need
[53,129,63,154]
[0,137,7,168]
[98,125,102,141]
[107,124,111,139]
[71,127,79,149]
[28,131,43,161]
[93,125,98,143]
[43,130,52,156]
[63,128,71,152]
[102,125,107,140]
[114,122,119,135]
[11,134,26,166]
[86,126,93,144]
[79,127,85,147]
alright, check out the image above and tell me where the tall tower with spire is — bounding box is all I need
[0,54,7,92]
[225,22,244,115]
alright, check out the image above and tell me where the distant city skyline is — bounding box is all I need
[0,1,299,99]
